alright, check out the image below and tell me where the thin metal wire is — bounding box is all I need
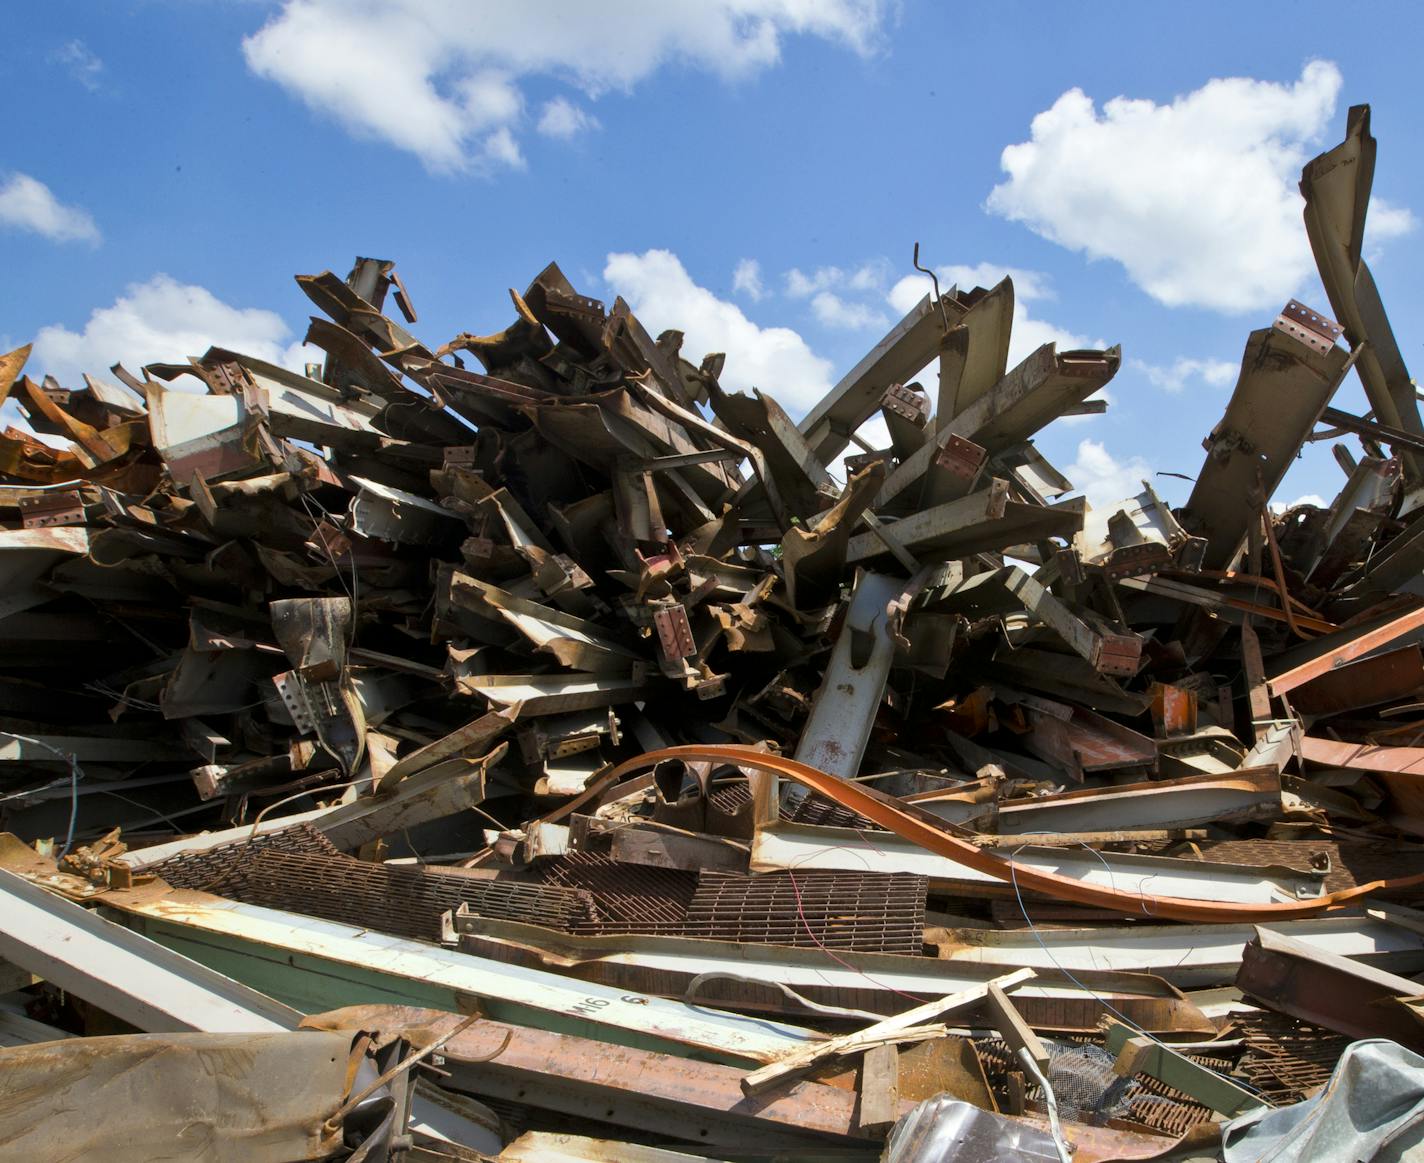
[0,731,82,857]
[1006,855,1271,1102]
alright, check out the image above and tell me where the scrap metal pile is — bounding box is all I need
[5,105,1424,1160]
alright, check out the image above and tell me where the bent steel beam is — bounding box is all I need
[605,745,1424,923]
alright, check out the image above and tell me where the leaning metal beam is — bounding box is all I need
[798,292,964,465]
[1236,924,1424,1050]
[877,344,1120,511]
[1182,321,1351,569]
[449,913,1217,1034]
[997,767,1282,835]
[360,1007,897,1152]
[792,571,899,784]
[935,565,1137,674]
[1268,603,1424,696]
[1301,104,1424,486]
[845,485,1083,566]
[1104,1020,1265,1116]
[0,868,298,1034]
[748,821,1323,905]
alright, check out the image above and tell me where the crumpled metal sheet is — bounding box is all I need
[1222,1038,1424,1163]
[883,1095,1062,1163]
[0,1029,356,1162]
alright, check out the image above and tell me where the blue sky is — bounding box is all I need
[7,1,1423,514]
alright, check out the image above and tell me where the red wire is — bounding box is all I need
[784,864,929,1008]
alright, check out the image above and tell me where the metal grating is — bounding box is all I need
[157,830,920,953]
[529,851,698,936]
[683,869,926,954]
[154,826,591,942]
[519,853,925,953]
[706,778,875,829]
[149,822,340,889]
[1235,1009,1349,1106]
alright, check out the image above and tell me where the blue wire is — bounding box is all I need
[1007,843,1272,1102]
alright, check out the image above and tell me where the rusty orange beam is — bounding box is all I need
[1158,570,1335,635]
[607,745,1424,923]
[1270,604,1424,696]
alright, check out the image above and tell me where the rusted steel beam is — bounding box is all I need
[1291,644,1424,716]
[1268,603,1424,696]
[314,1005,902,1151]
[1236,926,1424,1050]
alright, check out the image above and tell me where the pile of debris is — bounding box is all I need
[4,104,1424,1161]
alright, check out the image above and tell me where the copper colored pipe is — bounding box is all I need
[606,745,1424,923]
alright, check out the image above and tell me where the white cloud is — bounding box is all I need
[480,126,526,170]
[786,266,839,298]
[1067,438,1154,512]
[536,96,599,139]
[29,275,302,387]
[603,249,832,414]
[50,40,103,91]
[0,173,100,244]
[785,261,887,299]
[888,262,1095,369]
[985,61,1385,313]
[732,258,765,301]
[1271,493,1327,513]
[1371,197,1418,239]
[810,290,888,331]
[1365,196,1418,264]
[243,0,885,172]
[1132,356,1236,394]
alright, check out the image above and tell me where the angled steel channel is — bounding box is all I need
[98,888,818,1066]
[0,868,299,1033]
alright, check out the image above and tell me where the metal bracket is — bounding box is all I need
[880,383,930,425]
[18,491,85,528]
[1274,299,1343,356]
[652,605,696,662]
[934,434,987,483]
